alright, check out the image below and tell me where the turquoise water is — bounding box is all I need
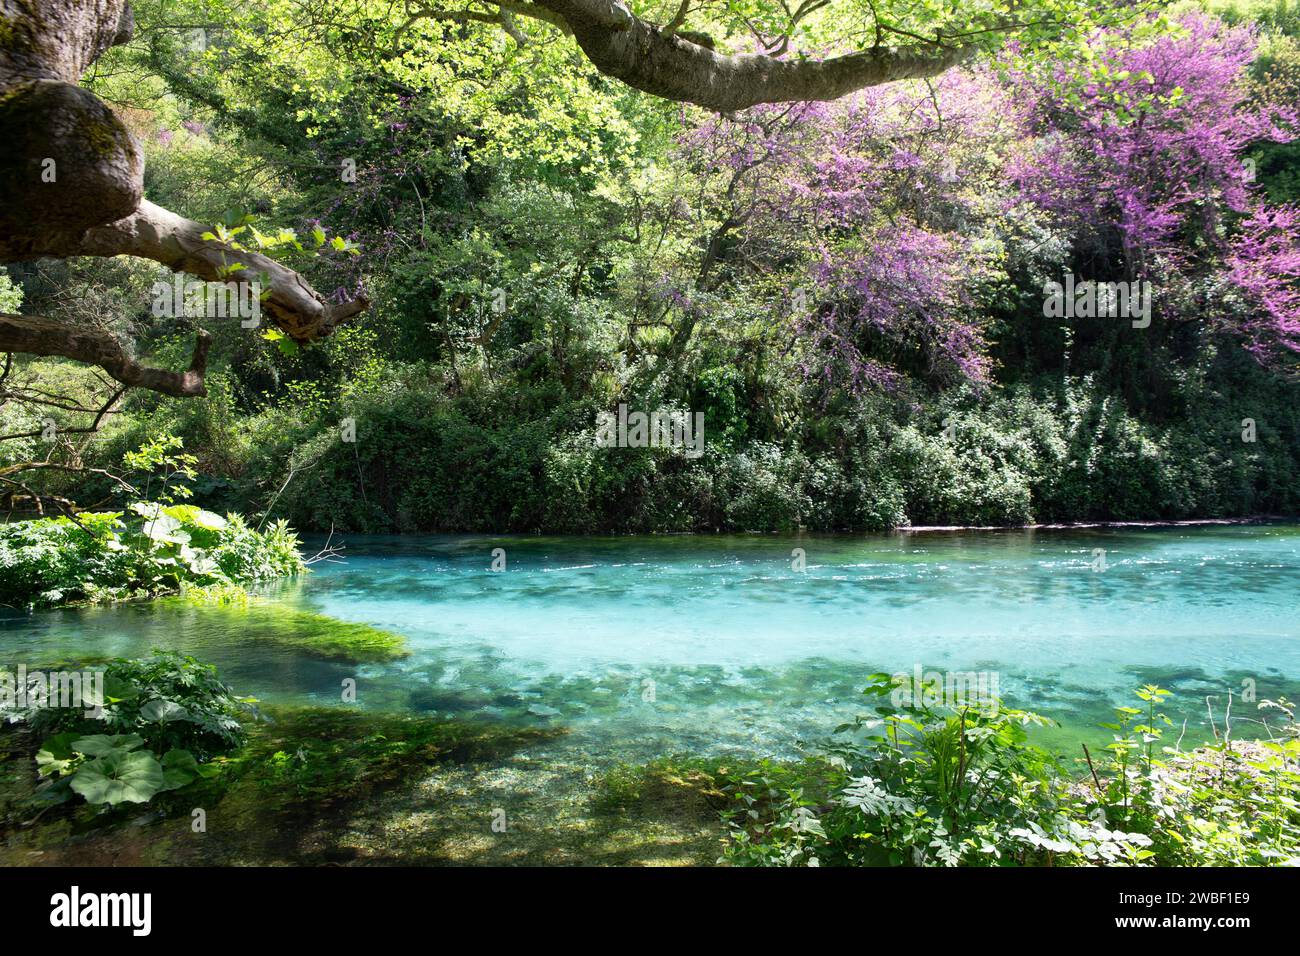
[3,526,1299,762]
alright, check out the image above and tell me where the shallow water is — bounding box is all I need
[4,526,1299,763]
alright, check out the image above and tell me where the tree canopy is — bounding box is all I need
[1,0,1156,385]
[2,0,1298,531]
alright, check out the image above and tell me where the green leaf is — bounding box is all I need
[35,732,81,777]
[102,672,139,702]
[144,514,185,542]
[72,733,145,757]
[159,749,200,791]
[188,556,221,576]
[189,509,227,531]
[141,699,190,723]
[69,751,166,805]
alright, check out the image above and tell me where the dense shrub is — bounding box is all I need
[26,652,253,761]
[0,505,303,608]
[718,679,1300,867]
[178,365,1297,535]
[9,653,252,808]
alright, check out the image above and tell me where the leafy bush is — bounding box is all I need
[719,679,1300,867]
[721,675,1103,867]
[152,357,1294,536]
[715,442,811,532]
[0,432,303,608]
[1076,688,1300,866]
[21,653,254,808]
[0,505,303,608]
[32,733,213,808]
[0,267,21,311]
[29,652,255,759]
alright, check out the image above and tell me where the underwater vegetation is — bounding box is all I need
[0,654,564,864]
[153,598,410,664]
[3,654,1298,867]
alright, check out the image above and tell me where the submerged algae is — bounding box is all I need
[156,596,411,663]
[230,706,561,808]
[0,707,732,866]
[0,704,562,865]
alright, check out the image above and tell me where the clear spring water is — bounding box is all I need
[3,526,1299,762]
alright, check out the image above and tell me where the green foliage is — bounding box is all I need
[21,653,251,808]
[0,504,303,608]
[718,679,1300,866]
[0,433,304,607]
[122,434,197,504]
[66,740,170,806]
[5,656,541,824]
[0,267,21,311]
[722,675,1090,867]
[193,366,1296,535]
[1082,689,1300,865]
[29,0,1297,538]
[29,652,254,759]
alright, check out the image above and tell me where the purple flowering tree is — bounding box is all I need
[1009,14,1300,363]
[678,70,1019,394]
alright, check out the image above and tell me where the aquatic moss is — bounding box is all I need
[156,597,411,663]
[592,754,842,828]
[242,607,411,663]
[593,757,742,818]
[228,706,562,808]
[1,706,731,866]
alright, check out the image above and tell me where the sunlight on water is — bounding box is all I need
[3,526,1298,762]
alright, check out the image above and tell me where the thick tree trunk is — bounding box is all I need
[0,0,367,395]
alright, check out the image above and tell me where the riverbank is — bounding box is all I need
[898,516,1297,532]
[4,694,1294,867]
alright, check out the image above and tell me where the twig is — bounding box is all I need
[257,452,321,532]
[305,523,346,565]
[1082,743,1103,793]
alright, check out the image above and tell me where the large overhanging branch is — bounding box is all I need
[78,201,369,342]
[0,0,368,397]
[0,314,211,398]
[452,0,979,112]
[541,0,975,111]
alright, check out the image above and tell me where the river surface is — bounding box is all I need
[4,526,1298,761]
